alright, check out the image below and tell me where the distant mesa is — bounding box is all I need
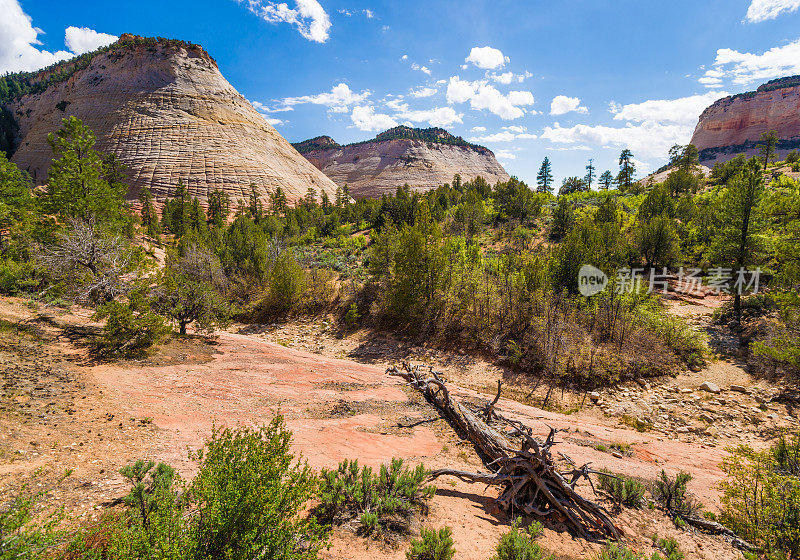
[0,34,337,205]
[690,75,800,165]
[292,126,511,198]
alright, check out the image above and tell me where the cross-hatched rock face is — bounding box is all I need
[7,40,337,205]
[300,138,511,198]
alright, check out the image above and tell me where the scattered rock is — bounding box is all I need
[730,385,749,394]
[700,382,720,394]
[589,391,601,403]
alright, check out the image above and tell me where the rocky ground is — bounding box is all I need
[0,292,789,559]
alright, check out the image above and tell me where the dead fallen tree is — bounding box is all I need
[388,362,622,541]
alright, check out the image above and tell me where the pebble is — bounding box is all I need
[700,381,721,394]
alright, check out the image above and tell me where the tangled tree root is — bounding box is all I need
[388,362,622,541]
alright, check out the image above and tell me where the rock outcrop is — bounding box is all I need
[2,35,337,205]
[690,76,800,164]
[293,126,510,198]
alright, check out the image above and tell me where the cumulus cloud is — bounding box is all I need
[446,76,535,120]
[242,0,331,43]
[494,149,516,160]
[465,46,509,70]
[351,105,398,131]
[0,0,118,74]
[472,126,487,132]
[409,86,437,98]
[279,83,370,112]
[411,62,431,75]
[394,106,462,127]
[470,125,537,143]
[550,95,588,115]
[611,91,728,125]
[64,26,117,55]
[745,0,800,22]
[540,121,691,159]
[490,70,532,84]
[701,37,800,86]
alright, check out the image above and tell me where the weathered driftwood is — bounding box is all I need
[678,515,756,552]
[388,362,622,541]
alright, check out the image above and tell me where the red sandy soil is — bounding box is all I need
[0,298,745,559]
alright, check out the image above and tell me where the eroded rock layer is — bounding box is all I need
[294,127,510,198]
[690,76,800,164]
[5,36,337,204]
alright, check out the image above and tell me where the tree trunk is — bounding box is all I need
[388,362,622,541]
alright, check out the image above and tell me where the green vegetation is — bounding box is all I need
[597,471,646,508]
[651,470,699,518]
[66,418,326,560]
[406,526,455,560]
[491,520,551,560]
[317,458,435,534]
[720,433,800,558]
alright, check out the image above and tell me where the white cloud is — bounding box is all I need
[611,91,728,125]
[446,76,535,120]
[394,106,462,127]
[242,0,331,43]
[540,121,691,159]
[351,105,398,131]
[465,46,509,70]
[745,0,800,22]
[701,37,800,85]
[0,0,73,73]
[550,95,588,115]
[63,26,117,55]
[363,9,375,18]
[280,83,370,112]
[495,149,516,160]
[263,115,285,125]
[491,71,514,84]
[411,63,431,75]
[401,54,408,61]
[490,70,532,84]
[472,126,487,132]
[470,125,537,143]
[0,1,118,74]
[409,86,437,98]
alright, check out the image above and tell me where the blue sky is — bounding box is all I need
[4,0,800,186]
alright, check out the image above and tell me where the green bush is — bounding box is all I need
[654,537,683,560]
[0,473,70,559]
[93,292,169,358]
[720,434,800,557]
[406,526,455,560]
[263,248,307,315]
[597,470,645,508]
[317,458,435,533]
[66,417,327,560]
[595,542,645,559]
[651,470,699,517]
[491,520,550,560]
[344,302,361,327]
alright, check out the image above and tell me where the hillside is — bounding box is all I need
[690,75,800,164]
[293,126,510,198]
[1,34,337,205]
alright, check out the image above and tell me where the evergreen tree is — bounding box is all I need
[584,158,596,190]
[138,186,161,241]
[44,116,128,226]
[668,144,699,172]
[248,184,264,223]
[270,186,288,216]
[0,151,35,255]
[536,157,554,193]
[711,158,765,323]
[208,188,230,228]
[598,170,614,190]
[162,180,191,237]
[616,149,636,192]
[757,130,778,170]
[549,196,575,240]
[558,176,587,196]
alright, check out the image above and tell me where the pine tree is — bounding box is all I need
[616,149,636,192]
[584,158,596,190]
[536,157,553,193]
[208,188,230,228]
[757,130,778,170]
[162,180,191,237]
[138,186,161,240]
[599,170,614,190]
[45,116,128,226]
[0,151,35,255]
[270,186,288,216]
